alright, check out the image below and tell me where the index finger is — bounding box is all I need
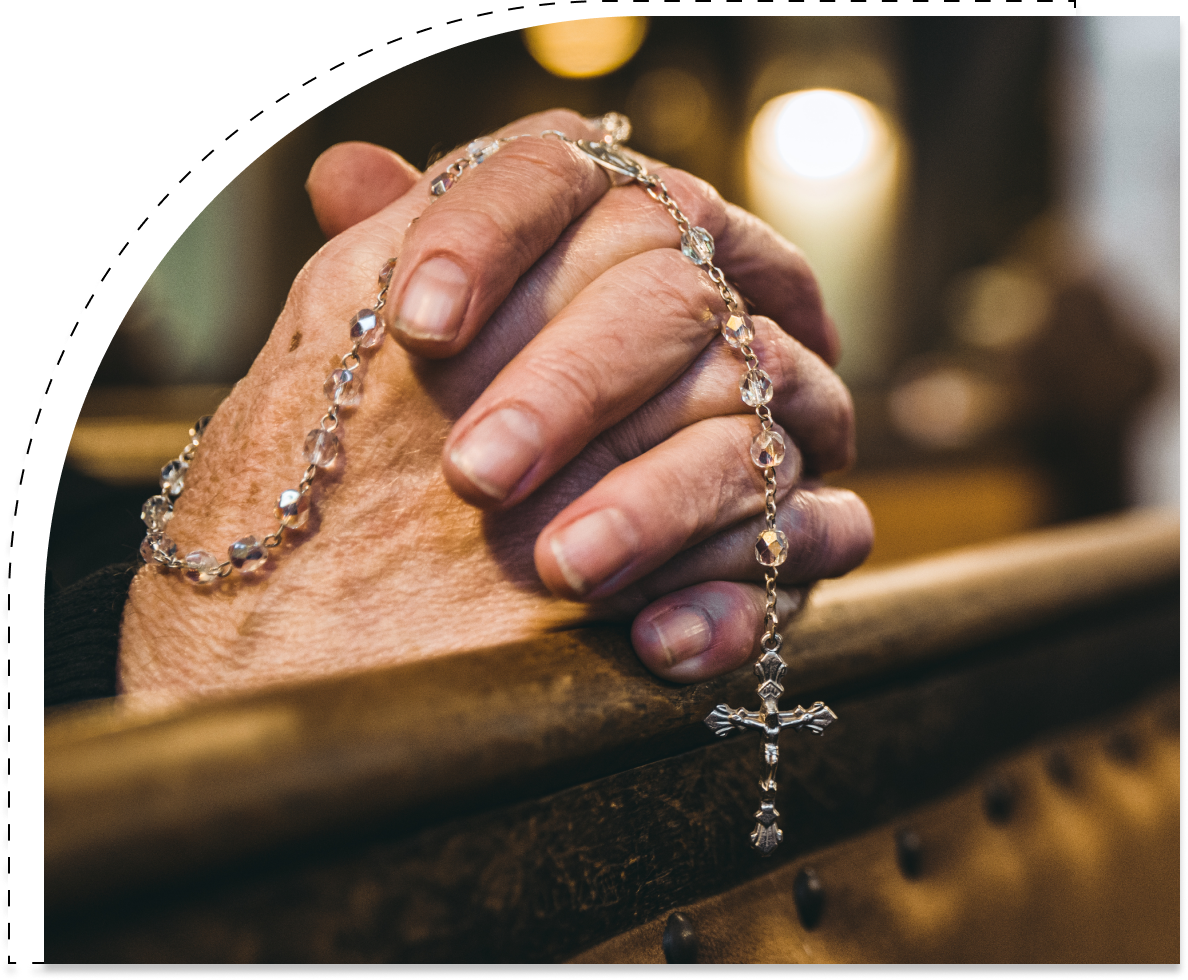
[583,152,840,366]
[382,109,612,358]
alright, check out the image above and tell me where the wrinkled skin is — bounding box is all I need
[119,110,872,706]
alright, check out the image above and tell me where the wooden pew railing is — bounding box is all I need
[44,508,1179,958]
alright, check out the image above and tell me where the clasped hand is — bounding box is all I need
[118,110,872,703]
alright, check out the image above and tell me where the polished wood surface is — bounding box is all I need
[45,508,1179,913]
[48,591,1177,961]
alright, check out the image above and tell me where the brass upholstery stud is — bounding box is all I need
[793,867,826,930]
[983,776,1016,824]
[895,828,923,879]
[1104,730,1140,765]
[662,911,697,964]
[1045,748,1075,788]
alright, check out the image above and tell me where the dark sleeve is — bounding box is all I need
[44,562,139,707]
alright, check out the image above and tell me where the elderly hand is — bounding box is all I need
[118,110,870,703]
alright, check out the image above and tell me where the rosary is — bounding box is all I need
[138,113,835,856]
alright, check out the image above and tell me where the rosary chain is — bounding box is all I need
[138,127,542,585]
[554,131,788,647]
[639,176,742,314]
[550,119,827,858]
[138,128,534,583]
[613,150,787,647]
[429,135,526,198]
[137,111,822,855]
[138,264,393,583]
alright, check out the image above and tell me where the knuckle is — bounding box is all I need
[806,370,856,474]
[753,317,855,474]
[525,107,589,136]
[411,204,532,279]
[598,411,654,466]
[405,137,602,273]
[713,420,765,529]
[781,489,830,578]
[826,488,875,571]
[510,136,585,184]
[685,416,774,545]
[777,428,804,484]
[520,343,616,429]
[498,136,606,210]
[631,248,720,320]
[782,488,872,579]
[752,317,803,396]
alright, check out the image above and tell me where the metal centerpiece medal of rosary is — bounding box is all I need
[137,113,834,855]
[549,114,838,857]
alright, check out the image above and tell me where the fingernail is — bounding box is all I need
[393,256,470,341]
[449,408,543,502]
[549,509,640,597]
[646,606,712,668]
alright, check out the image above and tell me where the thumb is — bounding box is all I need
[631,581,809,683]
[306,141,422,239]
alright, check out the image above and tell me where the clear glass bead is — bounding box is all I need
[751,429,786,468]
[740,368,774,407]
[140,494,173,531]
[755,529,790,567]
[349,309,384,350]
[466,137,498,165]
[720,312,755,349]
[324,368,362,407]
[304,428,339,467]
[680,226,715,265]
[183,550,221,584]
[229,535,267,573]
[193,415,212,440]
[430,173,454,197]
[160,459,187,496]
[600,111,632,144]
[377,257,397,289]
[139,534,176,563]
[276,489,310,529]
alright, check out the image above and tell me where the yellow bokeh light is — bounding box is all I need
[523,18,648,79]
[754,89,884,181]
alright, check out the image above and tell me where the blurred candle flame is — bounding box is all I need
[773,89,876,180]
[747,88,902,383]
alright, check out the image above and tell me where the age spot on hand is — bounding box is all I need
[289,331,303,352]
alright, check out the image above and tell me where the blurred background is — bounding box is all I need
[49,16,1178,593]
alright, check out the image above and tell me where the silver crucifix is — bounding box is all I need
[704,647,837,855]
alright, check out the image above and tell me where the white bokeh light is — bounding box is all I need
[746,86,900,382]
[773,89,875,180]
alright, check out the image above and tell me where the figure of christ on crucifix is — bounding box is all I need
[704,649,837,855]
